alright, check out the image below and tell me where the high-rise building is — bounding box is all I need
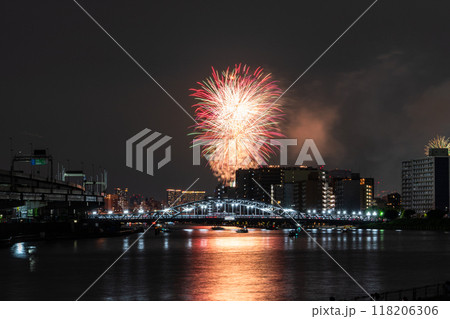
[104,188,128,212]
[115,187,128,212]
[235,166,375,212]
[384,192,401,211]
[360,178,375,210]
[104,194,118,212]
[166,189,206,206]
[335,177,360,212]
[235,166,283,204]
[333,174,374,212]
[401,148,449,213]
[182,190,206,203]
[166,189,183,206]
[215,184,236,199]
[235,166,333,211]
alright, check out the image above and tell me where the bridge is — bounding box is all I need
[88,198,381,225]
[0,169,104,218]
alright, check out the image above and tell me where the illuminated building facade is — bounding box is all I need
[166,189,206,206]
[385,192,401,211]
[402,148,450,213]
[360,178,374,210]
[104,188,128,213]
[235,166,334,212]
[333,174,374,212]
[104,194,118,212]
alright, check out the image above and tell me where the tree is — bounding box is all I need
[426,210,445,219]
[384,210,399,220]
[402,209,415,219]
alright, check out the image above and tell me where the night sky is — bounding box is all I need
[1,1,449,200]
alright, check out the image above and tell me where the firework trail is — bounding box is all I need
[190,64,284,184]
[425,135,450,155]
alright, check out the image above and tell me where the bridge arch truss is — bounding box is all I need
[156,198,298,220]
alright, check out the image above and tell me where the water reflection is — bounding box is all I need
[12,242,25,259]
[186,238,192,249]
[11,243,37,272]
[123,237,129,250]
[304,229,383,251]
[2,227,449,301]
[186,233,285,300]
[138,238,145,251]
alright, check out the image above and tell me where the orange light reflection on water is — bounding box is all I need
[186,230,287,301]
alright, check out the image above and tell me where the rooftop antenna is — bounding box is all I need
[9,137,13,162]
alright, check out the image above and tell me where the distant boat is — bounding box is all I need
[211,226,225,230]
[236,227,248,233]
[289,227,301,237]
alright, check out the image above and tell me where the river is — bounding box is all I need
[1,226,449,300]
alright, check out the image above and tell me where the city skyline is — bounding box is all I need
[1,0,450,306]
[1,1,449,199]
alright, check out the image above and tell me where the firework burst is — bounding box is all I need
[424,135,450,155]
[190,64,284,184]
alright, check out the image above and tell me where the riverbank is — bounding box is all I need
[361,218,450,231]
[0,220,148,247]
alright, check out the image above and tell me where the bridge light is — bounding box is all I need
[108,210,113,214]
[124,210,129,214]
[337,211,340,215]
[358,211,362,215]
[307,210,311,213]
[138,209,144,213]
[352,211,356,215]
[372,212,377,216]
[366,212,370,216]
[343,210,347,214]
[92,211,97,215]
